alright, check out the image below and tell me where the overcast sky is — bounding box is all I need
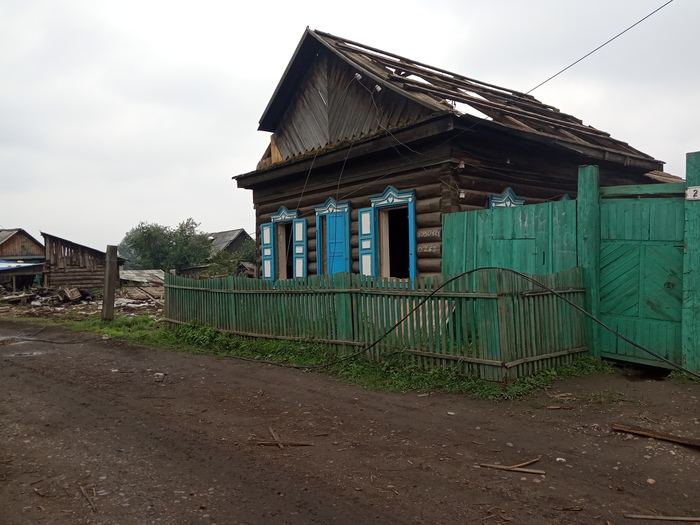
[1,0,697,251]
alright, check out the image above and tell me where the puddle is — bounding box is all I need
[4,348,51,357]
[1,337,53,357]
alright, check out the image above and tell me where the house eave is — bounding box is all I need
[237,113,455,188]
[454,115,664,172]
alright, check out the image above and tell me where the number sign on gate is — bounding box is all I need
[686,186,700,200]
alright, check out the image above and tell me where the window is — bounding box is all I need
[260,207,307,281]
[358,186,416,278]
[488,187,525,208]
[314,198,350,275]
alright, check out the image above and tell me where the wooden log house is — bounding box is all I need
[235,29,664,280]
[0,228,44,262]
[0,229,45,289]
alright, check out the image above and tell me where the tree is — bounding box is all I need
[119,219,211,271]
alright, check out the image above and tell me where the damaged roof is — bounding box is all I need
[208,229,249,253]
[258,28,660,168]
[119,269,165,285]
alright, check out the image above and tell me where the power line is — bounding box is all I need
[526,0,675,95]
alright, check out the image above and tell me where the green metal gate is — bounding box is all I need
[598,197,685,367]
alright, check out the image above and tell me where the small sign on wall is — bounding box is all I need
[686,186,700,200]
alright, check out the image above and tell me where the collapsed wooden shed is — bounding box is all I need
[235,29,664,281]
[42,232,124,290]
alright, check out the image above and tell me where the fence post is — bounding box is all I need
[682,151,700,373]
[576,165,601,356]
[102,245,118,322]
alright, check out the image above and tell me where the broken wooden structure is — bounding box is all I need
[42,233,124,290]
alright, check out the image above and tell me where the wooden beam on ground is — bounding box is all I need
[623,515,700,522]
[612,422,700,449]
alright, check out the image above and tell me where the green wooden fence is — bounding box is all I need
[442,200,577,276]
[441,155,700,375]
[164,268,587,382]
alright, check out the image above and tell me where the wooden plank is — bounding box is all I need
[683,151,700,374]
[623,515,700,522]
[599,182,686,196]
[577,165,601,356]
[612,422,700,449]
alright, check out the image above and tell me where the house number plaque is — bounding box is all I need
[686,186,700,200]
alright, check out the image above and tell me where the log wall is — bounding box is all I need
[246,117,656,279]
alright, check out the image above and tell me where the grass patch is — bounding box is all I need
[586,389,624,404]
[48,314,613,401]
[669,370,700,384]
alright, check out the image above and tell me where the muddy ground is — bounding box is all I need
[1,319,698,525]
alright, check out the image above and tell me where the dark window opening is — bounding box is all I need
[320,216,328,274]
[384,207,410,278]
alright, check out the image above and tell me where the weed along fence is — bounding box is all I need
[164,268,588,382]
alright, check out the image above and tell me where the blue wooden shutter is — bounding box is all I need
[260,223,276,280]
[292,218,307,278]
[358,207,377,276]
[315,215,324,275]
[326,212,350,274]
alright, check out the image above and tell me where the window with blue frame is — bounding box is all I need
[358,186,417,279]
[487,187,525,208]
[260,206,307,281]
[314,198,351,275]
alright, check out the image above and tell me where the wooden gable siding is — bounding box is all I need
[272,49,435,161]
[44,236,107,290]
[0,231,44,259]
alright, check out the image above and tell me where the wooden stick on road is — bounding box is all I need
[79,485,97,513]
[623,515,700,522]
[612,422,700,449]
[480,463,546,475]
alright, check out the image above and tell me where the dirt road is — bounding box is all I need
[1,320,698,524]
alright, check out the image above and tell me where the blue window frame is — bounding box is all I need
[314,198,351,275]
[260,206,307,280]
[488,187,525,208]
[358,186,417,279]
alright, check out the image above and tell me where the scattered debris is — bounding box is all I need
[612,422,700,449]
[59,287,81,301]
[0,282,164,319]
